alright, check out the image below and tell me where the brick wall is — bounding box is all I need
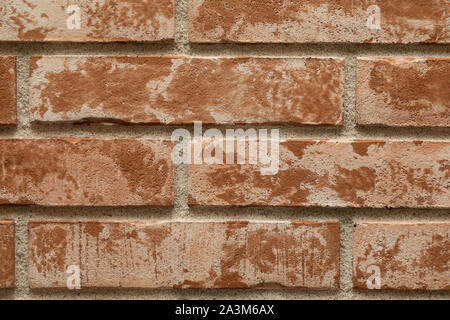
[0,0,449,299]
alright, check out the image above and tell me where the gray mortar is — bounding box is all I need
[0,0,449,300]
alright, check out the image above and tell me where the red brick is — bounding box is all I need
[357,58,450,127]
[188,140,450,208]
[189,0,449,43]
[0,56,16,125]
[0,221,14,289]
[28,220,340,289]
[0,0,174,42]
[353,222,450,290]
[0,139,173,206]
[29,56,344,125]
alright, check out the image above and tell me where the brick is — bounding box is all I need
[0,139,173,206]
[0,221,14,288]
[29,56,345,125]
[189,0,449,43]
[357,58,450,127]
[188,140,450,208]
[0,0,174,42]
[28,220,340,289]
[0,56,16,125]
[353,222,450,290]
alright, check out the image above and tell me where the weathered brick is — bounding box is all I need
[353,222,450,290]
[0,139,173,206]
[29,56,344,125]
[0,56,16,125]
[0,0,174,41]
[189,0,449,43]
[188,140,450,208]
[357,58,450,127]
[0,221,14,289]
[28,220,340,289]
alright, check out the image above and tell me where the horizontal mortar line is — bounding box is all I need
[8,123,450,131]
[3,124,450,134]
[11,288,345,297]
[4,291,450,299]
[0,132,449,140]
[0,43,449,56]
[1,206,449,216]
[188,51,450,58]
[1,41,449,48]
[3,51,450,58]
[9,216,343,223]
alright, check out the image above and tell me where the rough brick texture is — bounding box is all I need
[28,220,340,289]
[29,56,345,125]
[189,0,449,43]
[357,58,450,127]
[0,56,16,125]
[0,139,173,206]
[0,0,174,42]
[189,140,450,208]
[0,221,14,289]
[353,222,450,290]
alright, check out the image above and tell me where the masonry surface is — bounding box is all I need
[0,0,449,300]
